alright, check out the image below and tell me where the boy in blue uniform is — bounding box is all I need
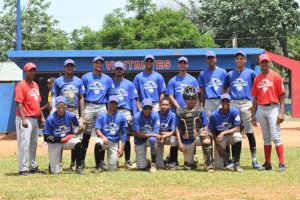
[94,95,127,172]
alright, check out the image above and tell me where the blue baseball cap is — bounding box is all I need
[235,50,247,58]
[142,98,153,108]
[108,95,119,104]
[221,94,231,101]
[114,61,125,69]
[64,59,75,67]
[178,56,188,63]
[206,51,216,58]
[144,55,155,61]
[93,56,105,63]
[55,96,67,105]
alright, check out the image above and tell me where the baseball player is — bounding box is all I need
[94,95,127,172]
[223,50,260,169]
[132,98,161,172]
[198,51,227,118]
[176,86,214,172]
[43,96,84,174]
[209,94,243,172]
[251,53,286,172]
[51,59,85,171]
[41,77,55,112]
[156,98,177,169]
[81,56,113,171]
[110,61,138,168]
[15,62,45,176]
[166,56,199,169]
[133,55,166,112]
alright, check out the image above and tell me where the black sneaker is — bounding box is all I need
[94,166,102,174]
[168,162,179,171]
[76,166,84,175]
[99,161,108,171]
[29,167,46,174]
[18,171,30,176]
[258,162,272,171]
[278,163,286,172]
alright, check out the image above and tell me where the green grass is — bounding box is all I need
[1,148,300,200]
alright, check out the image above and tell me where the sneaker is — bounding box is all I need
[94,166,102,174]
[278,163,286,172]
[258,162,272,171]
[125,160,133,168]
[168,162,179,171]
[252,160,261,169]
[184,163,192,170]
[18,171,30,176]
[207,168,215,173]
[29,167,46,174]
[225,162,235,171]
[99,161,108,171]
[70,162,76,171]
[234,163,243,173]
[76,166,84,175]
[150,163,157,173]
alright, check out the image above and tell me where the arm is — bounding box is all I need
[159,92,165,101]
[175,127,185,152]
[168,94,180,109]
[133,131,161,139]
[216,125,240,144]
[95,128,109,144]
[41,103,50,111]
[277,93,285,124]
[17,103,28,128]
[131,98,138,115]
[118,127,128,157]
[200,87,205,108]
[251,97,258,127]
[79,95,85,119]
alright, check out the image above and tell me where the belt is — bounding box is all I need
[85,101,103,105]
[261,103,278,107]
[27,116,38,119]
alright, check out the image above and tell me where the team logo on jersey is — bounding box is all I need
[54,125,71,137]
[207,78,223,91]
[143,81,158,94]
[141,124,153,133]
[176,84,189,94]
[88,82,106,95]
[28,88,40,101]
[216,122,233,131]
[257,79,273,92]
[104,122,120,135]
[160,122,169,131]
[115,88,128,101]
[62,85,79,105]
[232,78,248,91]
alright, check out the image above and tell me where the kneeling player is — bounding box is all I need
[94,96,127,172]
[133,99,161,172]
[210,94,243,172]
[176,86,214,172]
[43,96,84,174]
[156,98,177,169]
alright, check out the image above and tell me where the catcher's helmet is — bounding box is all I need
[183,86,197,100]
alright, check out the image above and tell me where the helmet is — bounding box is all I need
[183,86,197,100]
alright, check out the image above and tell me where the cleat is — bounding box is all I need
[168,162,179,171]
[225,162,235,171]
[29,167,46,174]
[258,162,272,171]
[252,160,261,169]
[150,163,157,173]
[234,163,243,173]
[70,162,76,171]
[278,163,286,172]
[18,171,30,176]
[99,161,108,171]
[125,160,133,168]
[76,166,84,175]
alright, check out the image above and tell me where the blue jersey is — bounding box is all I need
[224,68,257,100]
[209,107,241,136]
[198,67,227,99]
[159,110,176,132]
[52,76,85,108]
[111,78,138,112]
[95,111,127,143]
[43,111,79,139]
[132,111,160,145]
[133,71,166,103]
[167,74,199,109]
[81,72,113,104]
[176,109,209,144]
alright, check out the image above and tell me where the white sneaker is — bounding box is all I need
[150,163,157,173]
[225,162,235,171]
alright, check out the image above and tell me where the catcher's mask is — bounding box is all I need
[183,86,197,100]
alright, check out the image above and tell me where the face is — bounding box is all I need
[207,57,217,67]
[178,61,188,71]
[235,55,247,69]
[25,69,36,80]
[142,106,152,117]
[260,60,270,71]
[108,101,118,112]
[145,59,154,70]
[114,67,124,77]
[56,103,66,115]
[160,99,170,113]
[47,81,53,89]
[185,98,196,109]
[93,60,104,72]
[221,99,230,110]
[64,64,75,75]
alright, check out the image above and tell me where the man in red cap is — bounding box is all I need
[15,62,45,176]
[251,53,286,172]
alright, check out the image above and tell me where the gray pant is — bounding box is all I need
[84,103,107,133]
[156,136,177,168]
[231,100,253,133]
[257,104,282,146]
[183,137,202,165]
[95,138,119,171]
[204,99,221,119]
[136,137,158,169]
[16,116,39,172]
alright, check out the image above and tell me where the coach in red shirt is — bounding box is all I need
[251,54,286,172]
[15,62,45,176]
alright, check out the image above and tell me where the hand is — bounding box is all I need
[158,135,164,145]
[103,137,109,145]
[155,134,162,140]
[41,117,45,127]
[178,143,185,152]
[117,149,123,158]
[277,113,284,124]
[251,115,257,127]
[22,119,28,128]
[48,135,55,142]
[216,133,224,144]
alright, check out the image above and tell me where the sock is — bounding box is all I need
[170,146,178,163]
[74,143,83,168]
[232,142,242,163]
[81,133,91,163]
[246,133,257,161]
[94,143,103,167]
[275,144,285,164]
[124,140,131,161]
[71,149,76,163]
[100,150,105,161]
[151,154,157,163]
[264,145,272,164]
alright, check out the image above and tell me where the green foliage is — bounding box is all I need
[288,31,300,60]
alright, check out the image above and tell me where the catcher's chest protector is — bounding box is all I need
[177,108,202,140]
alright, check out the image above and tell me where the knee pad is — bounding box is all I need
[95,142,103,151]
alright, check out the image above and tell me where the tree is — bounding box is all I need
[0,0,70,61]
[126,0,157,19]
[288,31,300,60]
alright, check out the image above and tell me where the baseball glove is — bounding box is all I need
[61,134,74,144]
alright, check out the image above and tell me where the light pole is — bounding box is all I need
[16,0,22,50]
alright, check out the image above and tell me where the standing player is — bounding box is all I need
[41,77,55,112]
[210,94,243,172]
[43,96,84,174]
[156,98,177,169]
[166,56,199,168]
[81,56,113,170]
[198,51,227,118]
[15,62,45,176]
[110,61,138,168]
[94,96,127,172]
[52,59,85,171]
[133,55,166,111]
[251,53,286,172]
[176,86,214,172]
[224,51,260,169]
[132,99,161,172]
